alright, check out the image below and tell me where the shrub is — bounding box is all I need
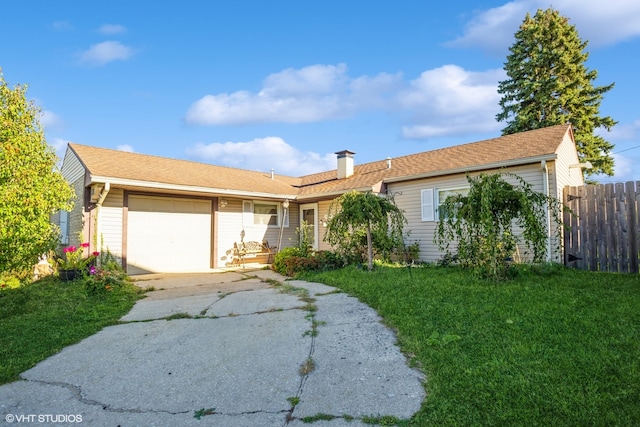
[314,251,345,271]
[0,275,21,295]
[84,250,128,295]
[435,172,567,280]
[284,256,319,276]
[273,247,302,275]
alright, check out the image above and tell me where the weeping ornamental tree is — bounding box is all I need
[496,8,616,179]
[0,72,74,276]
[435,173,565,280]
[324,191,406,271]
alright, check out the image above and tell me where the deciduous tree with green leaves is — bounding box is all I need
[0,72,74,277]
[496,8,616,178]
[324,191,406,271]
[435,172,565,280]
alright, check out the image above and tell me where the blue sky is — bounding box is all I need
[2,0,639,182]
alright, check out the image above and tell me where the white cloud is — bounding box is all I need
[593,119,640,182]
[446,0,640,54]
[398,65,505,138]
[187,137,335,176]
[98,24,127,35]
[550,0,640,46]
[78,41,135,66]
[48,138,70,165]
[185,62,497,138]
[40,110,63,129]
[52,20,72,31]
[593,152,640,183]
[49,137,68,153]
[185,64,404,126]
[116,144,135,152]
[445,2,530,54]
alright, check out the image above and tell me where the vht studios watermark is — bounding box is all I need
[5,414,82,423]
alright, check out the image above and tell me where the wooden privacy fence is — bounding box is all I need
[563,181,640,273]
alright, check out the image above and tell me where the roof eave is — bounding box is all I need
[89,176,298,200]
[296,185,378,201]
[383,154,558,184]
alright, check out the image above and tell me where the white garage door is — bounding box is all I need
[127,195,211,273]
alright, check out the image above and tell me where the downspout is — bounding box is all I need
[541,161,552,262]
[95,182,111,253]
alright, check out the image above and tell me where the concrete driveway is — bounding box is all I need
[0,270,425,426]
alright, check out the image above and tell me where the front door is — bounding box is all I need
[299,203,318,250]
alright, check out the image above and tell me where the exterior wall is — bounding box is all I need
[554,133,585,196]
[388,164,548,263]
[317,199,334,251]
[216,198,298,267]
[217,198,245,266]
[98,189,124,264]
[59,149,87,249]
[551,133,584,262]
[282,203,299,250]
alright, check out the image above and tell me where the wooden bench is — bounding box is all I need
[233,241,275,267]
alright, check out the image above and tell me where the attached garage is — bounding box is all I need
[127,195,212,274]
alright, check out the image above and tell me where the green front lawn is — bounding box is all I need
[302,265,640,426]
[0,276,141,384]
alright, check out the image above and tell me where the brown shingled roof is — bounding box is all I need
[68,124,571,199]
[68,143,301,196]
[296,124,572,196]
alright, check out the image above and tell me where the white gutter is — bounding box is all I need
[541,161,552,262]
[296,186,378,201]
[89,175,297,200]
[383,154,558,184]
[95,182,110,253]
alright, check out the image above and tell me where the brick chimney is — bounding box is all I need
[335,150,355,179]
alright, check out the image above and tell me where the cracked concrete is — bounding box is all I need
[0,270,425,426]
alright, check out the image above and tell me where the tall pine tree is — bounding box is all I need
[496,8,616,178]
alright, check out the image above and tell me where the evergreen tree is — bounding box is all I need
[496,8,616,177]
[0,71,75,276]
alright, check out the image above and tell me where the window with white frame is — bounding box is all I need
[242,200,288,227]
[421,187,469,221]
[436,187,469,220]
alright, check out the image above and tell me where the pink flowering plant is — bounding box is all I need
[84,250,128,294]
[57,243,96,270]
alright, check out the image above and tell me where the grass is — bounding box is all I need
[302,264,640,426]
[0,276,142,384]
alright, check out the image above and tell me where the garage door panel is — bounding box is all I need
[127,196,211,273]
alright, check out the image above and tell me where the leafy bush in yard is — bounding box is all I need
[435,172,567,280]
[273,249,345,276]
[272,247,302,275]
[284,256,319,276]
[324,191,407,271]
[313,251,345,271]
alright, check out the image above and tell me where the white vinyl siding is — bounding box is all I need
[60,147,85,183]
[389,164,548,263]
[59,149,86,248]
[217,198,296,266]
[100,189,124,262]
